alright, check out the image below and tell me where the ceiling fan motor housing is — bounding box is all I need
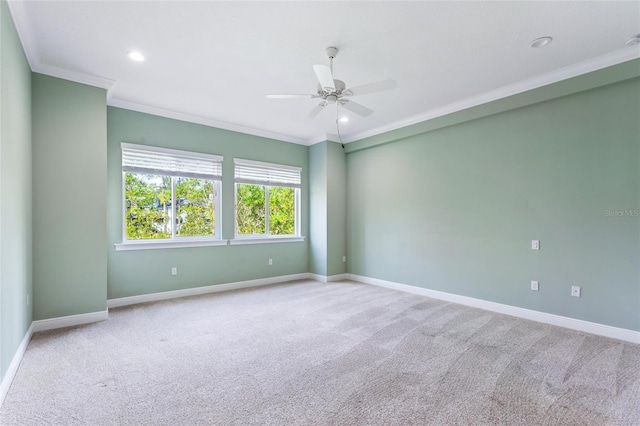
[317,79,346,98]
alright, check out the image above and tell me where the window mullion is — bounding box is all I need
[171,177,177,239]
[214,181,220,239]
[122,172,127,241]
[234,183,238,238]
[295,187,300,237]
[265,185,270,236]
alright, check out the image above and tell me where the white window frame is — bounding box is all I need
[232,158,304,245]
[115,143,226,251]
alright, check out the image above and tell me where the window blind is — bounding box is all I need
[234,158,301,188]
[121,143,223,180]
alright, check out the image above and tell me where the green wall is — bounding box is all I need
[309,142,327,275]
[0,0,32,380]
[309,140,347,277]
[326,141,346,276]
[347,77,640,331]
[107,107,309,299]
[32,74,107,320]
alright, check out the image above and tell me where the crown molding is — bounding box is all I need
[107,98,309,145]
[32,63,115,90]
[341,48,640,143]
[108,49,640,146]
[306,134,346,146]
[7,0,115,91]
[8,0,639,146]
[6,0,39,69]
[307,134,332,145]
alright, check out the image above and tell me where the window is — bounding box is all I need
[234,158,301,240]
[120,143,223,246]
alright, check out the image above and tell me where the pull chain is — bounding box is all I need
[336,104,345,149]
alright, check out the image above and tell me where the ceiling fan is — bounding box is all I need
[267,47,396,119]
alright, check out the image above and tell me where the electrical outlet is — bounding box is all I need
[268,259,273,266]
[171,267,177,276]
[342,256,346,263]
[531,280,539,291]
[571,286,580,297]
[531,240,540,250]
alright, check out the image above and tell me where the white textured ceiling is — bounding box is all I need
[8,1,640,145]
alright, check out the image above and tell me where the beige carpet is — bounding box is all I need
[1,280,639,425]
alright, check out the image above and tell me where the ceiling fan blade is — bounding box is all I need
[308,102,328,119]
[345,79,396,96]
[340,99,373,117]
[266,94,318,99]
[313,64,335,92]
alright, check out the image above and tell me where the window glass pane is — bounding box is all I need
[236,184,266,235]
[176,178,215,237]
[125,172,171,240]
[269,186,295,235]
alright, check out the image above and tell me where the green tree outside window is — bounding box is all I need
[236,184,296,236]
[125,173,215,240]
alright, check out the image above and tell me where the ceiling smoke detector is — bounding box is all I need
[626,34,640,47]
[530,36,553,48]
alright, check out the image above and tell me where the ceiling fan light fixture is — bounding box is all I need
[339,116,349,123]
[626,34,640,46]
[127,50,145,62]
[530,36,553,48]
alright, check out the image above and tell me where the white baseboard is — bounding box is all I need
[328,273,349,282]
[347,274,640,344]
[108,273,311,308]
[0,324,34,408]
[309,273,349,283]
[32,310,109,333]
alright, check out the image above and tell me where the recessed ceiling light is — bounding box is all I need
[530,36,553,48]
[339,116,349,123]
[127,51,145,62]
[626,34,640,46]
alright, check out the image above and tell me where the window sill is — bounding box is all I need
[229,236,305,246]
[115,239,228,251]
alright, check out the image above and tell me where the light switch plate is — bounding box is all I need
[531,280,539,291]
